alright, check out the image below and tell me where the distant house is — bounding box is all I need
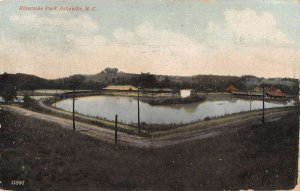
[266,88,286,98]
[103,85,138,92]
[180,89,197,98]
[253,87,262,92]
[226,85,239,93]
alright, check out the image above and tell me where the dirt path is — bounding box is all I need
[1,104,296,148]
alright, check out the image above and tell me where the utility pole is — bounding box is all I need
[294,73,299,113]
[246,77,249,109]
[214,79,216,92]
[137,86,140,134]
[115,115,118,144]
[54,89,57,107]
[250,93,252,111]
[262,83,265,123]
[32,89,34,99]
[72,87,75,131]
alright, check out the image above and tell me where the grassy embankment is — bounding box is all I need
[149,106,297,137]
[0,109,298,190]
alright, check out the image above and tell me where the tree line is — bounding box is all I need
[0,69,298,103]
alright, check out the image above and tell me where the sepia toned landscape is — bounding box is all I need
[1,0,300,190]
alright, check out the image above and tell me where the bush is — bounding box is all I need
[23,95,34,108]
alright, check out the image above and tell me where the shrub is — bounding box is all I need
[23,95,34,108]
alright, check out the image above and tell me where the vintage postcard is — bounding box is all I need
[0,0,299,190]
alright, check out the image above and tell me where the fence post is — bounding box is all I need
[72,88,75,131]
[137,87,140,134]
[115,115,118,144]
[262,83,265,123]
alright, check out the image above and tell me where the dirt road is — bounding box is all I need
[1,104,296,148]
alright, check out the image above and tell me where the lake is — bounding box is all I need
[55,95,295,125]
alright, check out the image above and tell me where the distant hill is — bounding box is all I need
[0,68,298,94]
[84,68,138,84]
[0,73,49,90]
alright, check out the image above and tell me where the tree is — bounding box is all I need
[23,94,34,107]
[0,73,17,103]
[68,75,85,90]
[160,77,171,88]
[139,73,157,88]
[103,67,118,74]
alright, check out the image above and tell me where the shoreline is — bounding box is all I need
[17,93,297,135]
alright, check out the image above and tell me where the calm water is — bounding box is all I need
[55,96,295,124]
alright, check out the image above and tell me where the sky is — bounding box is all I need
[0,0,300,79]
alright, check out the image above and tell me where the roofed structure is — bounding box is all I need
[266,88,285,98]
[103,85,138,91]
[226,85,239,93]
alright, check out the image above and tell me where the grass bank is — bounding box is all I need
[0,109,298,190]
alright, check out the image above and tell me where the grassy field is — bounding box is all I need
[0,110,298,190]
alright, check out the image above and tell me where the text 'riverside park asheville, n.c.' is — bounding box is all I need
[19,5,97,12]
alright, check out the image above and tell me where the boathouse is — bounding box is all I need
[266,88,286,98]
[226,85,239,93]
[103,85,138,92]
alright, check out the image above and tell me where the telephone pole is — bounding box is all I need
[137,86,140,134]
[294,73,299,113]
[72,88,75,131]
[54,89,58,107]
[115,115,118,144]
[262,83,265,123]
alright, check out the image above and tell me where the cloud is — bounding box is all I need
[111,22,206,72]
[225,8,291,46]
[206,47,299,78]
[113,28,136,44]
[1,11,299,79]
[200,0,218,3]
[2,14,104,77]
[10,14,98,33]
[7,13,101,55]
[114,21,204,53]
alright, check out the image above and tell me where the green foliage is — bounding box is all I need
[103,67,118,74]
[0,73,17,103]
[131,73,157,88]
[160,77,171,88]
[0,70,297,94]
[68,75,85,90]
[23,95,34,107]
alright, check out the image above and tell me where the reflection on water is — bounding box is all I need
[55,96,295,124]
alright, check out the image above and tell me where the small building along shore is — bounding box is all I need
[103,85,138,92]
[226,85,239,93]
[266,88,286,99]
[230,85,287,100]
